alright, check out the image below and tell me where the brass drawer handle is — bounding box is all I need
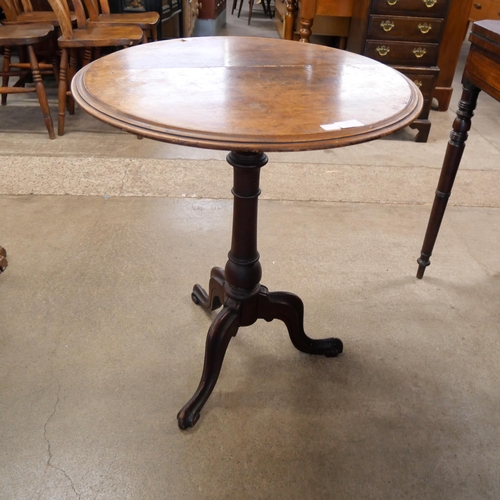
[418,22,432,33]
[386,0,398,5]
[376,45,390,56]
[423,0,437,7]
[413,47,427,58]
[380,20,395,31]
[473,2,482,7]
[414,80,423,87]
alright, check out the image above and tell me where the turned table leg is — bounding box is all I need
[416,81,481,279]
[177,152,343,429]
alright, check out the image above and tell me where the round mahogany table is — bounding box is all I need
[72,37,423,429]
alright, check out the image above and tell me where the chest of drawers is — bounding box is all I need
[347,0,451,142]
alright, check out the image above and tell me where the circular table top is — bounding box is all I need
[71,37,423,152]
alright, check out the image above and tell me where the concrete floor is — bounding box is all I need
[1,10,500,500]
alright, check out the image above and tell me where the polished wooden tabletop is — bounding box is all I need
[71,37,423,152]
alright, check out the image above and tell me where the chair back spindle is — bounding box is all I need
[20,0,34,12]
[81,0,102,22]
[46,0,76,37]
[0,0,20,21]
[98,0,111,15]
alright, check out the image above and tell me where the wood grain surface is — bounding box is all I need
[71,36,423,152]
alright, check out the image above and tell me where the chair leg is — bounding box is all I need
[49,36,60,84]
[27,44,56,140]
[237,0,244,18]
[57,48,68,136]
[260,0,268,16]
[248,0,254,25]
[2,47,11,106]
[266,0,273,18]
[87,47,95,65]
[66,48,79,116]
[231,0,238,14]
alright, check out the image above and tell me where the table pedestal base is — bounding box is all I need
[177,151,343,430]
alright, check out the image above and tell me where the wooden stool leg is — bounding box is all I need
[416,80,481,279]
[2,47,11,106]
[231,0,238,14]
[248,0,254,24]
[237,0,244,18]
[27,45,56,140]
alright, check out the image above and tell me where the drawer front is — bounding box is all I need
[368,15,444,42]
[417,98,432,119]
[393,67,438,118]
[365,40,439,65]
[371,0,449,17]
[486,0,500,20]
[469,0,492,20]
[398,72,436,97]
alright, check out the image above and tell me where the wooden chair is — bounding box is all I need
[0,0,77,28]
[0,246,7,274]
[46,0,143,135]
[82,0,159,43]
[232,0,271,25]
[0,0,64,99]
[0,22,56,139]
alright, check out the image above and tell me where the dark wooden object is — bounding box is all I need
[0,246,7,274]
[433,0,472,111]
[46,0,143,135]
[71,37,423,428]
[0,21,56,138]
[417,20,500,278]
[183,150,345,428]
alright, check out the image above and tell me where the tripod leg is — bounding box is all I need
[191,267,225,311]
[258,288,343,357]
[177,305,240,429]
